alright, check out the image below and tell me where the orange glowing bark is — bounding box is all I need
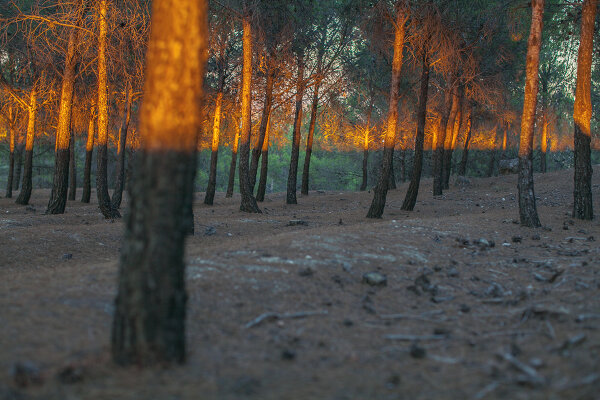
[360,95,374,192]
[517,0,544,227]
[573,0,597,220]
[540,111,548,173]
[366,1,407,218]
[238,13,261,212]
[256,113,271,202]
[46,9,82,214]
[112,0,208,366]
[15,88,37,205]
[82,106,95,203]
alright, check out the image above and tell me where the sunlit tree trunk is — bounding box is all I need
[238,12,260,213]
[6,108,15,198]
[256,113,271,202]
[360,96,374,191]
[82,107,95,203]
[458,106,472,176]
[16,89,37,205]
[111,0,208,366]
[573,0,597,220]
[433,90,450,196]
[112,82,133,209]
[540,110,548,173]
[226,119,239,198]
[366,3,406,218]
[46,23,80,214]
[301,51,324,196]
[286,52,306,205]
[401,52,430,211]
[204,63,224,205]
[501,122,508,159]
[442,85,461,189]
[517,0,544,227]
[96,0,120,218]
[68,127,77,200]
[250,59,274,191]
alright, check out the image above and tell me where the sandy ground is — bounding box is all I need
[0,167,599,400]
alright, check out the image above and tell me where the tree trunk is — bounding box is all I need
[13,139,24,191]
[517,0,544,227]
[226,123,239,198]
[82,107,95,203]
[16,90,37,205]
[6,123,14,198]
[443,85,463,189]
[238,13,260,213]
[204,54,226,206]
[501,122,508,158]
[256,113,271,202]
[112,83,133,209]
[360,96,374,191]
[46,21,80,215]
[111,0,208,366]
[400,149,406,182]
[96,0,120,219]
[286,53,305,205]
[250,61,275,191]
[301,50,324,196]
[540,110,548,173]
[573,0,597,220]
[402,53,430,211]
[388,158,396,189]
[366,3,406,218]
[487,129,497,178]
[458,106,472,176]
[433,91,450,196]
[68,130,77,200]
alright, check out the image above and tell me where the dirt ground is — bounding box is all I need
[1,167,599,400]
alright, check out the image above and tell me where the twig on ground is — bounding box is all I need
[473,381,499,400]
[498,352,545,386]
[244,310,328,329]
[385,334,448,341]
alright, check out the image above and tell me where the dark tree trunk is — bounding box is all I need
[112,85,133,209]
[46,17,80,215]
[256,114,270,202]
[238,13,260,213]
[111,0,207,366]
[458,108,472,176]
[286,53,305,205]
[366,3,406,218]
[573,0,596,220]
[13,142,24,191]
[399,149,406,182]
[402,53,430,211]
[360,148,368,191]
[6,127,14,198]
[443,85,463,189]
[517,0,544,227]
[226,143,238,198]
[433,92,451,196]
[487,149,496,177]
[68,132,77,201]
[97,145,120,217]
[388,158,397,190]
[81,110,95,203]
[250,61,274,191]
[441,87,459,191]
[16,87,38,205]
[204,55,226,206]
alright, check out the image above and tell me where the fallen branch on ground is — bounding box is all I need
[244,310,329,329]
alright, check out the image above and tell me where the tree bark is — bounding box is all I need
[226,122,239,198]
[573,0,597,220]
[517,0,544,227]
[366,3,406,218]
[46,19,80,215]
[6,123,14,198]
[81,107,95,203]
[433,91,450,196]
[401,53,430,211]
[68,129,77,201]
[96,0,120,219]
[13,138,24,191]
[238,12,261,213]
[112,83,133,209]
[250,60,275,191]
[487,128,498,177]
[16,89,37,205]
[111,0,207,366]
[458,106,472,176]
[540,110,548,173]
[256,113,271,202]
[360,96,374,191]
[443,85,463,189]
[286,53,305,205]
[301,51,324,196]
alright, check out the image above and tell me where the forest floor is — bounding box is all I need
[0,167,599,400]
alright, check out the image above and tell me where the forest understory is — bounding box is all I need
[0,166,599,400]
